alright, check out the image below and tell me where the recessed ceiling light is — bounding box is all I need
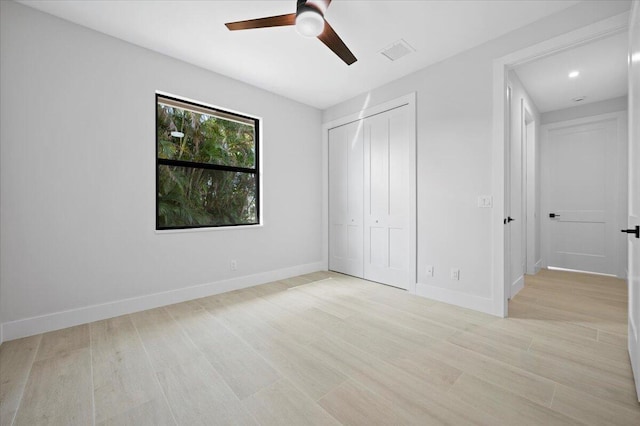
[568,70,580,78]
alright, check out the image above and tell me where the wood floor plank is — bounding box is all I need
[90,315,144,361]
[510,296,627,336]
[448,373,581,425]
[450,326,640,409]
[307,307,423,361]
[318,379,412,425]
[551,383,640,426]
[598,330,627,348]
[91,318,170,425]
[421,340,557,407]
[0,335,41,426]
[129,307,201,372]
[242,379,340,426]
[280,275,314,288]
[487,314,599,346]
[35,324,89,361]
[93,348,170,424]
[13,348,93,426]
[155,356,256,425]
[300,288,459,340]
[529,333,631,375]
[464,321,533,350]
[515,292,626,323]
[264,287,353,320]
[308,333,501,425]
[96,399,175,426]
[166,301,280,400]
[386,348,463,390]
[247,331,347,401]
[203,300,348,401]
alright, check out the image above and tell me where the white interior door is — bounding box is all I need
[525,113,538,275]
[627,0,640,402]
[541,116,622,275]
[508,97,528,297]
[328,121,364,277]
[363,105,411,289]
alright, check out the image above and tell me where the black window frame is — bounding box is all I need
[155,93,260,230]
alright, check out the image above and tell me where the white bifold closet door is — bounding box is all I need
[329,120,364,278]
[329,104,412,289]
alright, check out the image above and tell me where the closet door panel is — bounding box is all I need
[329,121,364,277]
[364,106,410,289]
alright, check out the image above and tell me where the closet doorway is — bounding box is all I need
[326,94,417,291]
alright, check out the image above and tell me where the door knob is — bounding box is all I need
[549,213,560,218]
[621,225,640,239]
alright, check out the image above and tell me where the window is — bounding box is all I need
[156,94,259,230]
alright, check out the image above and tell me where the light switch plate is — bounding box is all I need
[450,268,460,280]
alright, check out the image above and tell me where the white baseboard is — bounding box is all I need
[415,282,496,316]
[1,261,324,342]
[510,275,525,299]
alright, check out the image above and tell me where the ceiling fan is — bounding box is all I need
[225,0,357,65]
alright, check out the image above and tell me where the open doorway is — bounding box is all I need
[503,30,628,302]
[492,6,639,402]
[492,13,631,313]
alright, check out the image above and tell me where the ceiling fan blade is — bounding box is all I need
[225,13,296,31]
[317,21,357,65]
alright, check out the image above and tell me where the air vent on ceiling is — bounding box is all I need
[380,39,415,61]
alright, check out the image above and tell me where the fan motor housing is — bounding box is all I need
[297,0,324,17]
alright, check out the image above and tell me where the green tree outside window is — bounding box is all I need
[156,95,259,229]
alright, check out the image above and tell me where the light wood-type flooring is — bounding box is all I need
[1,269,639,425]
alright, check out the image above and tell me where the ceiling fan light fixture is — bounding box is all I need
[296,10,324,37]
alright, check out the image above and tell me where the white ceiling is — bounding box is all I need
[514,31,628,113]
[19,0,583,109]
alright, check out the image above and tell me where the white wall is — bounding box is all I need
[322,1,629,313]
[541,95,628,124]
[0,1,323,340]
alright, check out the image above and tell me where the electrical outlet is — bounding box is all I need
[230,260,237,271]
[450,268,460,280]
[426,265,434,277]
[477,195,493,208]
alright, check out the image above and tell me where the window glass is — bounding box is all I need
[156,94,259,229]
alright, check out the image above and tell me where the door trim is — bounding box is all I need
[322,93,417,293]
[491,12,629,317]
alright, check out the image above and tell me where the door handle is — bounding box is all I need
[507,217,515,223]
[549,213,560,218]
[621,225,640,239]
